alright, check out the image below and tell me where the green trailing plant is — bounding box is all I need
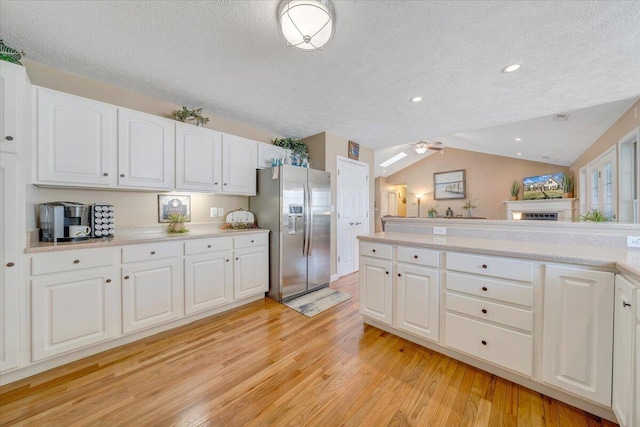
[462,194,478,211]
[0,39,24,65]
[425,202,439,217]
[562,173,575,194]
[173,106,210,127]
[580,208,613,222]
[273,137,308,155]
[510,180,520,197]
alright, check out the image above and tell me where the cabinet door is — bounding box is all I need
[635,291,640,427]
[222,133,257,195]
[359,257,393,325]
[0,62,23,154]
[31,267,119,361]
[613,275,635,427]
[233,246,268,300]
[122,258,183,334]
[0,158,20,370]
[185,251,233,314]
[542,265,614,405]
[117,109,174,190]
[36,88,117,186]
[257,143,285,169]
[175,123,222,192]
[396,263,439,342]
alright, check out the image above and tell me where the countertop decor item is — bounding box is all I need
[274,137,309,165]
[158,195,191,223]
[462,194,478,217]
[580,208,613,222]
[173,106,210,127]
[426,202,439,218]
[167,213,190,233]
[562,173,575,198]
[222,208,257,230]
[0,39,24,65]
[510,179,520,200]
[277,0,335,51]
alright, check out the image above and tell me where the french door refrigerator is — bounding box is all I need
[250,165,331,302]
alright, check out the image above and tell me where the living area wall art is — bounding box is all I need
[434,169,466,200]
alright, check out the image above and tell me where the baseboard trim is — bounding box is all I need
[330,273,340,283]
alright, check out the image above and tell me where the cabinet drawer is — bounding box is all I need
[445,312,533,376]
[446,292,533,332]
[397,246,439,267]
[122,242,182,263]
[234,233,268,249]
[31,248,115,276]
[446,252,533,283]
[360,242,392,260]
[185,237,233,255]
[446,272,533,307]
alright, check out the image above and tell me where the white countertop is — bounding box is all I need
[359,232,640,276]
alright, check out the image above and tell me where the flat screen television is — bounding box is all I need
[523,172,565,200]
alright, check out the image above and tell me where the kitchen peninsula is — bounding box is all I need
[359,217,640,424]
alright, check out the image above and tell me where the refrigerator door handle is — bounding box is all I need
[302,182,308,257]
[307,185,314,257]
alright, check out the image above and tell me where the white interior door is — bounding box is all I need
[586,148,617,220]
[380,191,389,217]
[337,157,369,277]
[388,191,398,216]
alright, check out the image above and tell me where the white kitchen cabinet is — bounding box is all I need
[0,158,20,371]
[395,263,439,342]
[222,133,257,195]
[185,250,233,314]
[122,257,183,334]
[175,122,222,192]
[0,62,26,154]
[117,109,174,190]
[542,265,614,406]
[31,266,119,361]
[359,256,393,325]
[233,245,268,300]
[635,288,640,427]
[257,142,286,169]
[36,87,117,186]
[613,275,635,427]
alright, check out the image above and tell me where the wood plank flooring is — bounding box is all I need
[0,273,617,426]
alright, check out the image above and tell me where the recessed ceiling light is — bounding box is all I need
[502,64,521,73]
[516,152,522,156]
[411,96,423,103]
[515,138,521,141]
[379,152,408,167]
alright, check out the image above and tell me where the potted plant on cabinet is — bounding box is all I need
[173,106,210,127]
[426,202,439,218]
[167,213,190,233]
[510,180,520,201]
[273,137,309,166]
[562,173,574,198]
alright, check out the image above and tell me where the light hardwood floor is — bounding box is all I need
[0,273,617,426]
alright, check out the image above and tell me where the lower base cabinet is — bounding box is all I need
[31,266,119,361]
[122,258,183,334]
[359,256,392,325]
[613,275,635,427]
[233,246,268,300]
[184,250,233,314]
[395,263,439,341]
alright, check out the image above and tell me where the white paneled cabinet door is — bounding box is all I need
[36,88,117,186]
[122,258,183,334]
[117,109,174,190]
[359,257,392,325]
[542,265,614,406]
[31,267,119,361]
[0,158,20,371]
[233,246,268,300]
[396,264,439,342]
[185,251,233,314]
[0,62,22,154]
[222,133,257,195]
[175,123,222,192]
[612,275,635,427]
[635,288,640,427]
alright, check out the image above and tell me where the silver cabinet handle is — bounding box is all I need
[355,222,362,225]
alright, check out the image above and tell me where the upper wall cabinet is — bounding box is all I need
[36,87,117,187]
[1,62,28,154]
[175,123,222,192]
[117,109,174,190]
[222,133,257,195]
[256,142,286,169]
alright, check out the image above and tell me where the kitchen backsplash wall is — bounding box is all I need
[35,187,248,227]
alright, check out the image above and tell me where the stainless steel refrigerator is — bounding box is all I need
[250,166,331,302]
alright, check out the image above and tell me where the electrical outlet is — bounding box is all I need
[433,227,446,235]
[627,236,640,248]
[218,208,224,217]
[210,207,217,218]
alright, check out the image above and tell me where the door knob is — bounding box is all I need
[350,222,355,225]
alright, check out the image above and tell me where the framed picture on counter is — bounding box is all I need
[434,169,466,200]
[158,195,191,222]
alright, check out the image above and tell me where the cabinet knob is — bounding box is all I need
[236,257,239,260]
[481,309,487,314]
[5,136,14,141]
[251,240,254,243]
[482,264,488,269]
[413,255,418,259]
[207,245,212,248]
[372,249,376,253]
[623,301,631,308]
[106,279,112,283]
[385,271,389,275]
[120,174,125,178]
[224,183,228,186]
[124,275,130,280]
[150,251,156,255]
[481,340,487,346]
[103,173,109,177]
[397,273,401,277]
[214,182,218,185]
[6,262,15,267]
[73,259,80,264]
[482,286,488,292]
[350,222,355,226]
[226,259,230,262]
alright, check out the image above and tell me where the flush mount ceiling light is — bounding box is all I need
[411,96,423,103]
[278,0,335,51]
[502,63,521,73]
[414,142,428,154]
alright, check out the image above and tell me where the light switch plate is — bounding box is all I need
[210,207,217,218]
[218,208,224,217]
[627,236,640,248]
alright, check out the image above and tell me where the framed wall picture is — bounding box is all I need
[158,195,191,222]
[434,169,466,200]
[348,140,360,160]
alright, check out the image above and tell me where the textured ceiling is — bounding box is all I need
[2,1,640,169]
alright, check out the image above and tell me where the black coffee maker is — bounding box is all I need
[39,202,90,242]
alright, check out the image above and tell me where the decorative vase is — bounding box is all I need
[429,212,435,218]
[510,196,518,201]
[467,210,472,217]
[171,222,185,232]
[562,192,574,198]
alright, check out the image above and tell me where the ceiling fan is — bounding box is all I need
[412,141,444,154]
